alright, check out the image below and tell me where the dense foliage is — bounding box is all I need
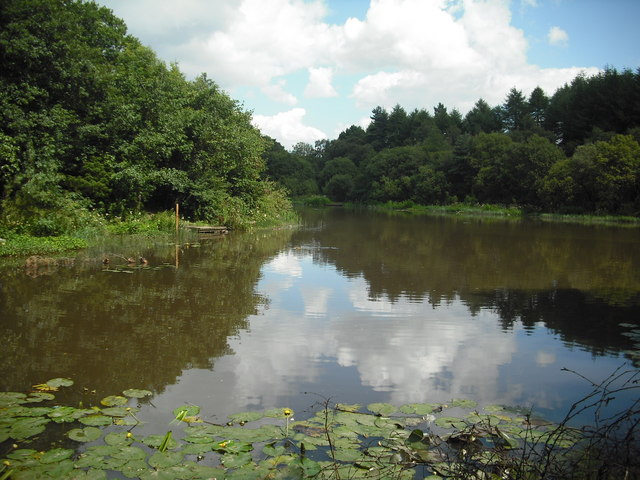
[264,69,640,216]
[0,0,291,236]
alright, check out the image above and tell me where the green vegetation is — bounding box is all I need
[263,69,640,218]
[0,0,293,244]
[0,234,87,257]
[1,368,638,479]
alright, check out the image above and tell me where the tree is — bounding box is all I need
[366,106,390,151]
[463,99,502,134]
[501,88,532,132]
[528,87,549,128]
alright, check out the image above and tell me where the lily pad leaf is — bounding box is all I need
[142,434,179,450]
[0,392,27,407]
[10,417,50,440]
[227,411,264,423]
[79,415,113,426]
[68,426,102,442]
[100,395,128,407]
[104,431,134,446]
[148,451,184,468]
[101,407,131,417]
[220,451,253,468]
[25,392,56,403]
[40,447,74,464]
[123,388,152,399]
[367,403,397,416]
[46,378,74,388]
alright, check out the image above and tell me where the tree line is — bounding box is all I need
[264,68,640,215]
[0,0,290,235]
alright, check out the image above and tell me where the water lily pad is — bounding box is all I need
[25,392,56,403]
[172,405,200,423]
[182,443,213,455]
[45,378,74,388]
[79,415,113,426]
[335,403,362,412]
[148,451,184,468]
[68,426,102,442]
[367,402,397,416]
[449,399,477,408]
[101,407,131,417]
[122,388,152,399]
[104,431,134,446]
[0,392,27,407]
[227,411,264,423]
[39,447,74,464]
[399,403,441,415]
[434,416,467,430]
[10,416,50,440]
[100,395,128,407]
[142,434,179,450]
[220,451,253,468]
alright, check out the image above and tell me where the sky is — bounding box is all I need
[96,0,640,150]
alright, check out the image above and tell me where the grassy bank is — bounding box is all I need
[0,205,298,258]
[299,197,640,226]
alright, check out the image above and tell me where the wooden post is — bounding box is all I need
[175,203,179,233]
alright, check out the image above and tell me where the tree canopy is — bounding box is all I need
[0,0,290,234]
[264,67,640,216]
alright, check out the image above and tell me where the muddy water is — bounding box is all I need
[1,209,639,429]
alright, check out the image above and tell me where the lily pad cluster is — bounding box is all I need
[0,380,589,479]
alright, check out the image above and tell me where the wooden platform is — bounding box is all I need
[185,225,229,234]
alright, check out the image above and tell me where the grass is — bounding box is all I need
[0,234,88,257]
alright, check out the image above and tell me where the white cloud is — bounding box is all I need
[548,26,569,46]
[99,0,601,144]
[261,80,298,106]
[252,108,327,149]
[304,67,338,98]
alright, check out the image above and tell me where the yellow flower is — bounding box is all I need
[283,408,293,417]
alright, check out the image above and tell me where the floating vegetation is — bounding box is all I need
[1,370,639,479]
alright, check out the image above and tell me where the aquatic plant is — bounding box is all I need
[1,368,638,479]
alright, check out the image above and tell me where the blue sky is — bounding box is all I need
[97,0,640,149]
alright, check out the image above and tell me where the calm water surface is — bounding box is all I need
[1,208,639,433]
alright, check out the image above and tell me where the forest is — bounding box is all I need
[0,0,291,237]
[2,0,640,244]
[265,68,640,215]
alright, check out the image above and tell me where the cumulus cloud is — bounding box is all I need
[548,26,569,46]
[99,0,600,146]
[304,67,338,98]
[252,108,326,149]
[261,80,298,106]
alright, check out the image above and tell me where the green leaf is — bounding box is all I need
[101,407,131,417]
[449,399,477,408]
[0,392,27,407]
[79,415,112,426]
[227,411,264,423]
[172,405,200,417]
[220,451,253,468]
[399,403,441,415]
[10,417,50,440]
[123,388,152,399]
[100,395,128,407]
[435,416,467,430]
[104,431,134,446]
[148,451,184,468]
[68,426,102,442]
[142,434,179,451]
[45,378,74,388]
[262,442,287,457]
[25,392,56,403]
[39,448,74,464]
[367,402,397,416]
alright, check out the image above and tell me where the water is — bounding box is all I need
[1,208,639,432]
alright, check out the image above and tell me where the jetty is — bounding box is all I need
[185,225,229,235]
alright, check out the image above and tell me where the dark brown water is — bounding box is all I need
[1,208,639,431]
